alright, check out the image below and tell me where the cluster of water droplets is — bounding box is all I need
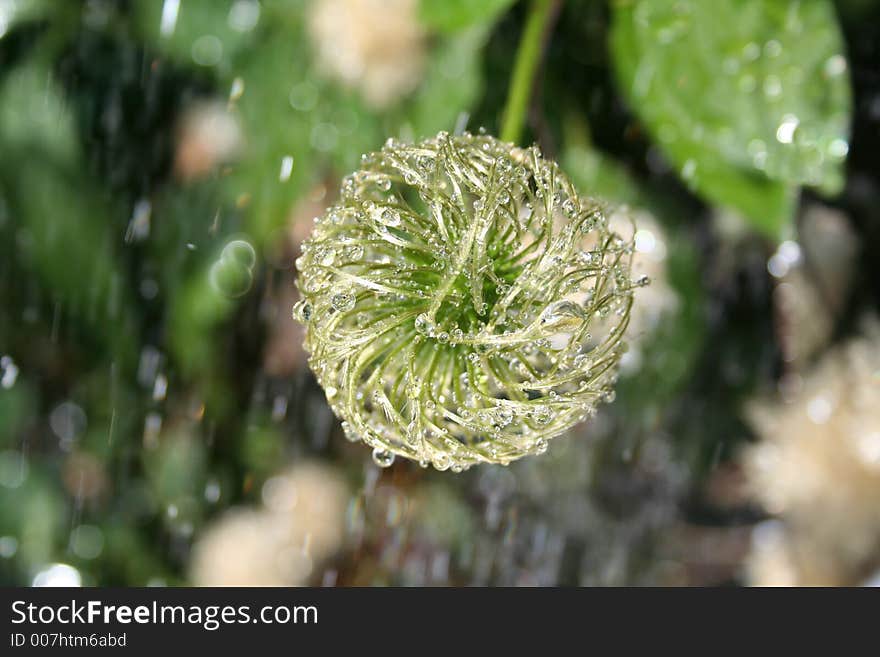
[210,238,257,298]
[627,0,851,193]
[294,131,640,471]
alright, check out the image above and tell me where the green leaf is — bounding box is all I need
[0,57,79,165]
[227,32,382,242]
[131,0,261,70]
[406,27,488,138]
[419,0,515,32]
[611,0,851,239]
[0,61,137,363]
[563,146,647,208]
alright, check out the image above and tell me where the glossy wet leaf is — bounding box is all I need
[419,0,515,33]
[611,0,852,238]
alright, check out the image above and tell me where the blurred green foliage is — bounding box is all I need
[611,0,852,239]
[0,0,864,586]
[419,0,516,33]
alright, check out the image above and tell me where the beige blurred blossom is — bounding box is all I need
[770,203,858,368]
[773,269,834,368]
[743,322,880,585]
[260,461,350,558]
[189,509,313,586]
[307,0,426,109]
[190,461,349,586]
[174,101,243,182]
[798,203,859,315]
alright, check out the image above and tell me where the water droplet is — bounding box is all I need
[341,421,360,442]
[406,376,422,398]
[289,81,318,111]
[496,407,513,427]
[70,524,104,560]
[228,0,260,32]
[532,405,553,425]
[0,356,18,389]
[311,123,339,152]
[828,138,848,159]
[331,292,355,312]
[764,40,782,58]
[211,259,252,298]
[32,563,81,587]
[222,239,256,270]
[775,114,799,144]
[372,448,395,468]
[49,401,87,451]
[293,300,312,322]
[381,208,401,227]
[279,155,294,181]
[415,313,432,335]
[0,536,19,558]
[824,54,847,77]
[681,159,697,180]
[160,0,181,37]
[763,75,782,98]
[191,35,223,67]
[742,42,760,61]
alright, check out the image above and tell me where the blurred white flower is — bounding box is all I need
[773,269,834,368]
[771,203,858,368]
[174,101,243,181]
[308,0,426,109]
[744,321,880,585]
[190,461,348,586]
[190,509,308,586]
[261,461,349,557]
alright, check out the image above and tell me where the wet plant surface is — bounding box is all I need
[1,0,879,586]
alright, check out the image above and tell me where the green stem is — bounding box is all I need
[500,0,559,145]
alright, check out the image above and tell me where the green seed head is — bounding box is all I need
[295,132,637,471]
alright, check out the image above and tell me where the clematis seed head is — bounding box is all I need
[295,132,640,471]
